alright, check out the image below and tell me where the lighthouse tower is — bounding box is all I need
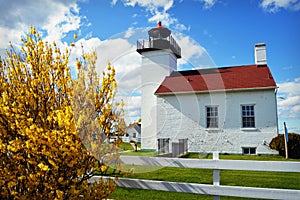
[137,22,181,150]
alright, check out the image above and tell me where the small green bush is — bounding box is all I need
[120,142,134,151]
[269,133,300,158]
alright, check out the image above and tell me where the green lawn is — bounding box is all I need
[181,152,300,161]
[121,165,212,184]
[119,142,134,151]
[107,153,300,199]
[118,165,300,190]
[121,148,300,161]
[120,149,157,156]
[110,187,209,200]
[110,187,256,200]
[109,166,300,200]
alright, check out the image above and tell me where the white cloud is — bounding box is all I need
[196,0,217,9]
[175,23,191,32]
[117,95,141,123]
[148,11,175,26]
[278,77,300,119]
[59,33,141,123]
[173,32,216,69]
[278,77,300,96]
[175,34,205,60]
[117,0,189,32]
[0,0,84,49]
[0,27,26,49]
[70,37,102,63]
[43,2,82,43]
[117,0,218,30]
[111,0,118,6]
[278,96,300,107]
[124,27,135,38]
[93,32,142,124]
[260,0,300,12]
[122,0,174,12]
[95,38,136,71]
[93,35,141,123]
[292,104,300,112]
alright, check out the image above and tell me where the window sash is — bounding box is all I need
[242,116,255,128]
[242,105,254,117]
[158,138,169,153]
[243,148,249,154]
[206,107,218,128]
[242,105,255,128]
[243,147,256,155]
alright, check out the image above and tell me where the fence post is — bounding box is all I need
[213,152,220,200]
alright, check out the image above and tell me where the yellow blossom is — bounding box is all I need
[56,190,64,199]
[38,163,50,171]
[101,165,108,172]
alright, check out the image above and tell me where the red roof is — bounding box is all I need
[155,64,277,95]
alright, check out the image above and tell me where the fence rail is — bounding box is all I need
[119,154,300,172]
[91,153,300,199]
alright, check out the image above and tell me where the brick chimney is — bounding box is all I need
[254,43,267,65]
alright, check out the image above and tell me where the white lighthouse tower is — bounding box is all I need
[137,22,181,150]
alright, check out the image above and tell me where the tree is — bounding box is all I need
[72,48,126,174]
[0,26,125,199]
[269,133,300,159]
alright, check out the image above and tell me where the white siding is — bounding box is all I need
[141,50,177,149]
[157,89,278,154]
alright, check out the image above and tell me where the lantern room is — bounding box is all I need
[137,21,181,58]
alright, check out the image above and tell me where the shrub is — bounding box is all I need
[120,142,134,151]
[0,27,125,199]
[269,133,300,158]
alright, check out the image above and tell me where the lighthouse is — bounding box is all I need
[137,21,181,150]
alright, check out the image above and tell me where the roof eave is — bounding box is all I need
[155,86,277,96]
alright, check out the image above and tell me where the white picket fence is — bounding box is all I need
[91,153,300,199]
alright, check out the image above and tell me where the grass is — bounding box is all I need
[120,146,300,161]
[109,166,300,200]
[119,142,134,151]
[181,152,300,161]
[106,153,300,199]
[110,187,257,200]
[120,149,157,156]
[110,187,213,200]
[221,170,300,189]
[122,165,212,184]
[118,165,300,190]
[110,187,210,200]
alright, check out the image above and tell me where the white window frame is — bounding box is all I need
[241,105,255,128]
[206,106,218,128]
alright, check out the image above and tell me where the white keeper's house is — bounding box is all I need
[137,22,278,155]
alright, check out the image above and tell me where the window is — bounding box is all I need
[242,147,256,155]
[241,105,255,128]
[158,138,169,153]
[206,106,218,128]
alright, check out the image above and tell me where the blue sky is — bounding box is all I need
[0,0,299,133]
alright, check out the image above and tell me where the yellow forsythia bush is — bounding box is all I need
[0,27,125,199]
